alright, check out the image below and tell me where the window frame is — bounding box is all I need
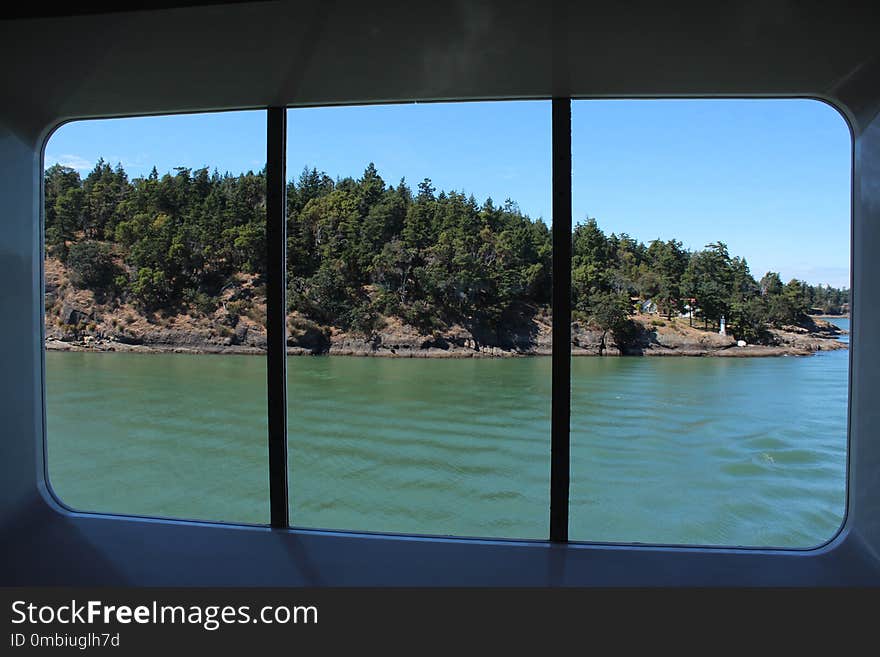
[38,96,854,552]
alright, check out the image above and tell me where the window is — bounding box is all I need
[284,101,552,538]
[44,110,270,524]
[570,99,851,547]
[42,99,851,547]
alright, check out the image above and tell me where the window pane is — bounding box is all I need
[44,111,269,524]
[570,99,850,547]
[286,101,552,538]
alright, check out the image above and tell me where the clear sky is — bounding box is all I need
[46,99,851,288]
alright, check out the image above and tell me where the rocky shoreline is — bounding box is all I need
[44,257,847,359]
[45,313,848,358]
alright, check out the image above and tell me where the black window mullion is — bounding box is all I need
[550,97,572,543]
[266,107,289,529]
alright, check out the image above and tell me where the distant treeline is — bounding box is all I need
[44,160,849,340]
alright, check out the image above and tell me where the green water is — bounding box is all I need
[46,319,848,547]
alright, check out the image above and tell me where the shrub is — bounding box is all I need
[401,300,443,332]
[245,306,267,326]
[348,303,384,336]
[182,288,217,316]
[226,300,248,316]
[66,241,120,291]
[131,267,172,310]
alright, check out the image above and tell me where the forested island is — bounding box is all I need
[44,160,849,357]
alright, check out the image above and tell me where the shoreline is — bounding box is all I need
[45,338,848,358]
[44,255,849,362]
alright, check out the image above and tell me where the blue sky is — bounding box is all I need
[46,99,851,288]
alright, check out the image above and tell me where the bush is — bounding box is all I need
[66,241,120,291]
[347,303,384,336]
[182,288,217,316]
[401,300,443,332]
[245,306,267,326]
[131,267,172,310]
[226,300,248,316]
[372,290,401,317]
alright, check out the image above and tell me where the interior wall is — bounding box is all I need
[2,0,880,585]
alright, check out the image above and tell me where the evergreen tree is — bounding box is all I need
[42,159,847,342]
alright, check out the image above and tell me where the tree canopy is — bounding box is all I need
[44,161,849,343]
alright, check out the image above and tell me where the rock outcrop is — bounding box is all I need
[43,257,847,358]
